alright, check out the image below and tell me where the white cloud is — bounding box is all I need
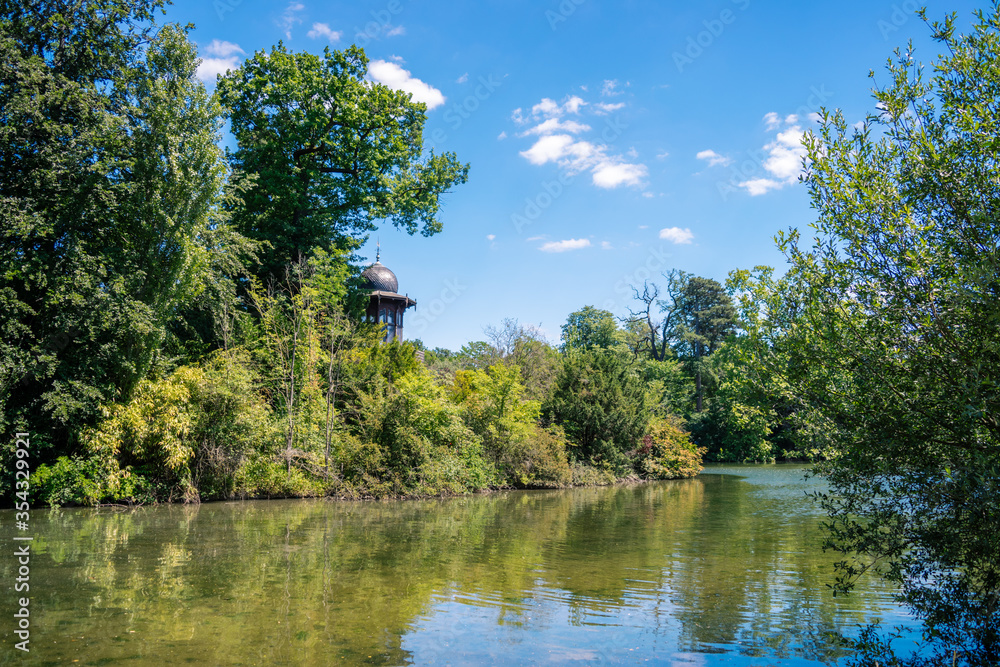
[659,227,694,244]
[456,72,469,84]
[197,40,245,82]
[277,2,304,39]
[638,225,649,229]
[539,238,591,253]
[497,131,507,140]
[368,60,445,109]
[307,23,342,42]
[519,118,591,137]
[532,98,561,117]
[205,40,244,58]
[386,25,405,36]
[563,95,586,114]
[696,149,732,168]
[656,151,670,160]
[519,134,575,165]
[197,57,240,81]
[525,235,545,241]
[602,79,621,96]
[512,91,645,189]
[738,115,808,196]
[738,178,783,196]
[594,102,625,115]
[592,161,647,188]
[601,241,613,250]
[486,234,496,241]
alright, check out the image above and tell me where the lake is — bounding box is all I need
[1,464,916,665]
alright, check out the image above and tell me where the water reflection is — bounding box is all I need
[0,465,912,665]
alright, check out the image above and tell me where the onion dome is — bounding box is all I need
[360,261,399,293]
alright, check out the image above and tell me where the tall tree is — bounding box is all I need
[560,306,625,352]
[1,3,230,456]
[674,277,736,412]
[216,44,470,283]
[744,8,1000,663]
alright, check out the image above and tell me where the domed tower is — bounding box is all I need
[360,248,416,342]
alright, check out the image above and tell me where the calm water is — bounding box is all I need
[1,465,916,665]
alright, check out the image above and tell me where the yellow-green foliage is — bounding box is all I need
[451,364,571,487]
[343,365,497,497]
[636,416,705,480]
[34,353,280,505]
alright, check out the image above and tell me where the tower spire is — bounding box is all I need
[376,238,380,263]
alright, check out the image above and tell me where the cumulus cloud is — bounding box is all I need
[512,91,646,189]
[486,234,496,241]
[602,79,621,96]
[659,227,694,244]
[205,40,244,57]
[197,58,238,81]
[456,72,469,84]
[307,23,342,42]
[594,102,625,115]
[519,117,591,137]
[737,114,808,196]
[368,60,445,109]
[386,25,405,36]
[592,162,647,188]
[197,40,245,81]
[539,238,591,253]
[276,1,304,39]
[519,134,576,165]
[601,241,613,250]
[696,149,732,167]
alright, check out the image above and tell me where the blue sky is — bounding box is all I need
[165,0,981,350]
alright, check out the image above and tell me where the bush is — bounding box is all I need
[635,416,705,479]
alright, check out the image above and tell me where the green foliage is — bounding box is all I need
[545,348,650,474]
[451,363,570,487]
[635,416,705,480]
[738,8,1000,662]
[216,44,470,282]
[560,306,626,352]
[1,6,236,461]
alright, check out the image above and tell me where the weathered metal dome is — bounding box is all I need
[360,261,399,293]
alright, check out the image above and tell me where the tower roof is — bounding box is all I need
[360,261,399,293]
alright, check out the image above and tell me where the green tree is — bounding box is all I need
[544,348,649,474]
[560,306,626,352]
[746,8,1000,663]
[1,4,232,459]
[216,44,470,283]
[674,276,736,412]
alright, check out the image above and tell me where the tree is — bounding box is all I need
[674,276,736,412]
[746,8,1000,663]
[626,270,688,362]
[216,44,470,283]
[560,306,626,352]
[544,348,649,474]
[1,4,232,459]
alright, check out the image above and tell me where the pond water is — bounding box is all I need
[1,465,917,665]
